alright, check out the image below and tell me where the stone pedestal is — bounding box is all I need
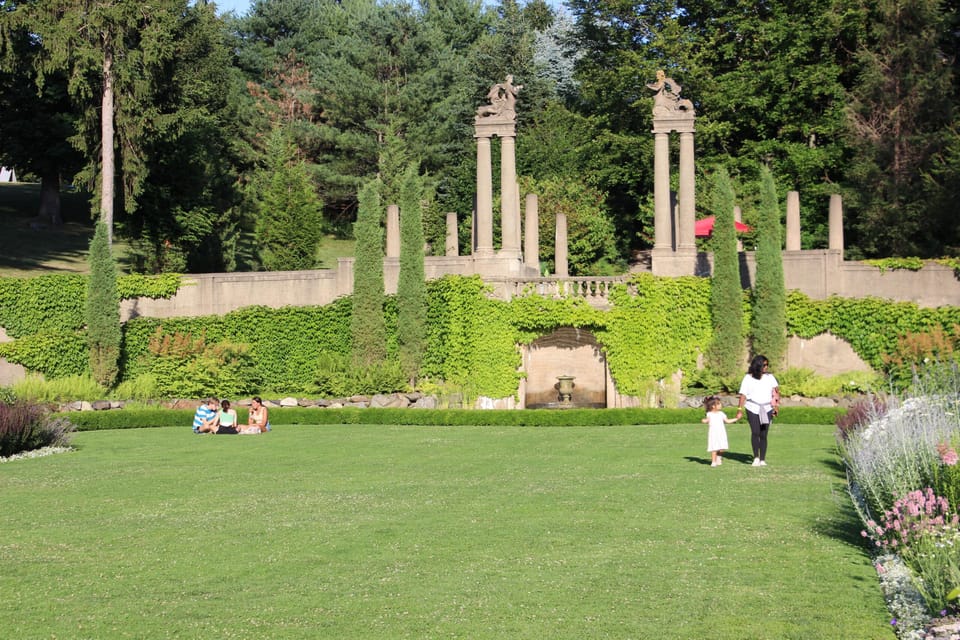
[524,193,539,273]
[445,212,459,256]
[386,204,400,258]
[829,194,844,254]
[786,190,801,251]
[555,211,568,277]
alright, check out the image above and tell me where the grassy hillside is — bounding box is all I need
[0,183,354,276]
[0,183,101,277]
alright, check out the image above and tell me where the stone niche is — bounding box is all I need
[523,327,607,408]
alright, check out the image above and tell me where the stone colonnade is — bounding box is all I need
[784,190,845,254]
[650,110,697,276]
[384,75,569,277]
[475,119,522,259]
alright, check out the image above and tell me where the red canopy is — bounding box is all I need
[694,215,752,237]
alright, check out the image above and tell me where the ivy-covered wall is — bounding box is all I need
[2,272,960,399]
[0,274,181,378]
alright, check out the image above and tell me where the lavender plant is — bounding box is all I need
[840,397,960,518]
[0,401,75,457]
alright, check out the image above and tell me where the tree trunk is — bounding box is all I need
[37,171,62,226]
[101,45,115,244]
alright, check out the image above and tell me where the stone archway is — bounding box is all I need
[523,327,607,408]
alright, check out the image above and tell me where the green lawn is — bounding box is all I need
[0,423,892,639]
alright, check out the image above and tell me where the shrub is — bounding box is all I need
[59,405,841,431]
[778,367,883,398]
[0,401,74,457]
[145,329,261,398]
[835,395,889,442]
[314,353,407,397]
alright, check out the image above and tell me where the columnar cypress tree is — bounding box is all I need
[705,167,744,382]
[397,163,428,385]
[86,222,121,387]
[751,166,787,368]
[350,178,387,367]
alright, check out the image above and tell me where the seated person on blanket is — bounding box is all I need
[192,398,219,434]
[241,396,271,434]
[216,399,239,434]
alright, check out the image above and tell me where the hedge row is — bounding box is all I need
[60,406,843,431]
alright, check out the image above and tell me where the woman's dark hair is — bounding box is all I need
[221,399,231,410]
[252,396,262,404]
[748,355,769,379]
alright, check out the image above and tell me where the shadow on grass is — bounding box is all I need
[683,451,755,465]
[812,452,872,552]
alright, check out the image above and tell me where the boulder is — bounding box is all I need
[413,395,438,409]
[91,400,112,411]
[371,393,410,409]
[279,397,299,407]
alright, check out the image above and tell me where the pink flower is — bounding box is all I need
[938,442,959,466]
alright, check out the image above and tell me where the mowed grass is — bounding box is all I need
[0,423,892,639]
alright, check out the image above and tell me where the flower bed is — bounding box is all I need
[840,382,960,637]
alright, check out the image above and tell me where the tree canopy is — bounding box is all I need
[2,0,959,269]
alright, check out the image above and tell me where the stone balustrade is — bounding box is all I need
[487,276,629,308]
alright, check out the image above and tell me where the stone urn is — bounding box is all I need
[556,375,576,405]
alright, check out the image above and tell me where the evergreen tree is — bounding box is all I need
[705,166,744,382]
[255,129,325,271]
[844,0,955,257]
[85,222,121,387]
[397,164,428,384]
[350,178,387,368]
[751,166,787,369]
[1,0,194,242]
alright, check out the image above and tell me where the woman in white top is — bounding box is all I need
[736,355,780,466]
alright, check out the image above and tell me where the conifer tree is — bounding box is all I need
[255,130,325,271]
[705,167,744,382]
[350,178,387,368]
[751,166,787,368]
[397,163,428,385]
[86,222,121,387]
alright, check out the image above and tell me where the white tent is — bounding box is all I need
[0,167,16,182]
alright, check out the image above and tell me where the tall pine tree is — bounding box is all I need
[750,166,787,368]
[705,167,744,383]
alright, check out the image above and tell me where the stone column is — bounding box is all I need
[734,205,744,251]
[500,135,521,257]
[445,211,459,256]
[829,194,844,254]
[386,204,400,258]
[475,135,494,256]
[555,211,568,277]
[524,193,539,273]
[785,190,801,250]
[653,132,671,250]
[678,131,696,251]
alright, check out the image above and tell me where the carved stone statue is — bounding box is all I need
[476,75,523,122]
[646,70,694,117]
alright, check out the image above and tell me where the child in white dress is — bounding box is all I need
[702,396,738,467]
